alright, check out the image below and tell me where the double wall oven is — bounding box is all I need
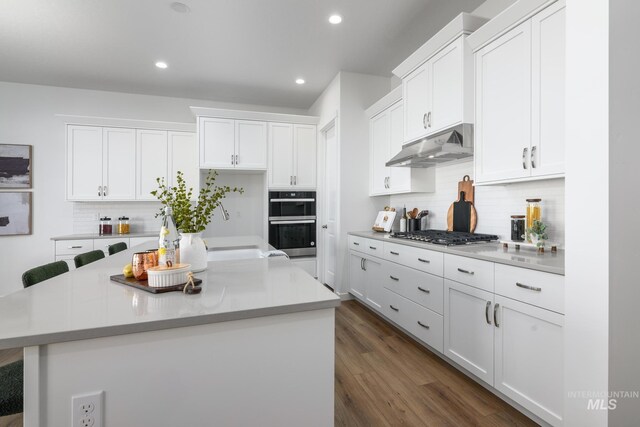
[268,191,316,257]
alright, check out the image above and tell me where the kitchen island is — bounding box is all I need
[0,236,339,427]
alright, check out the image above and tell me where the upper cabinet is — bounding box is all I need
[394,13,487,146]
[367,88,434,196]
[67,125,197,201]
[268,123,317,189]
[199,117,267,170]
[470,0,565,185]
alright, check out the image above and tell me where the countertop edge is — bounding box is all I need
[51,233,157,241]
[0,299,340,351]
[348,231,565,276]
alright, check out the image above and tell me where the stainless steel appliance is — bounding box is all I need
[390,229,499,246]
[268,191,316,257]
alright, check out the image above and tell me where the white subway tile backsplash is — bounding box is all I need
[72,202,162,234]
[390,161,565,243]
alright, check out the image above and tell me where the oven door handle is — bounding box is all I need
[269,220,316,225]
[269,198,315,202]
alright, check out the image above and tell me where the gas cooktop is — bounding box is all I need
[390,230,499,246]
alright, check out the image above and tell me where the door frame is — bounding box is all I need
[317,113,340,292]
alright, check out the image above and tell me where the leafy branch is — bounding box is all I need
[150,170,243,233]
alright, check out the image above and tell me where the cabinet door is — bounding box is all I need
[494,295,564,426]
[136,129,168,201]
[429,37,463,134]
[200,117,235,169]
[102,127,136,200]
[363,257,383,312]
[444,279,494,385]
[403,63,430,143]
[349,252,365,299]
[67,125,103,200]
[370,110,390,195]
[235,120,267,170]
[388,101,411,193]
[531,1,565,177]
[293,124,316,188]
[268,122,294,188]
[475,21,532,183]
[168,131,199,197]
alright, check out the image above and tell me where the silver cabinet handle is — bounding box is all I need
[360,258,364,270]
[103,186,107,196]
[389,275,399,281]
[68,246,83,249]
[516,282,542,292]
[290,176,292,186]
[369,246,377,250]
[384,177,387,188]
[353,242,360,246]
[423,113,428,129]
[390,251,399,256]
[417,321,430,329]
[98,186,102,196]
[294,176,297,185]
[457,268,474,275]
[389,305,399,312]
[531,146,537,168]
[322,224,328,229]
[231,154,234,165]
[522,147,528,169]
[235,154,238,165]
[485,301,492,325]
[427,111,432,128]
[418,258,430,264]
[417,286,430,294]
[362,259,366,271]
[494,303,500,327]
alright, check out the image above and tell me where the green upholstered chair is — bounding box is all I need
[74,250,105,268]
[0,360,23,417]
[21,260,69,288]
[108,242,128,255]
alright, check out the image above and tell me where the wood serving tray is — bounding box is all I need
[110,274,202,294]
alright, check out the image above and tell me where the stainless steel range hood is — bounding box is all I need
[386,123,473,168]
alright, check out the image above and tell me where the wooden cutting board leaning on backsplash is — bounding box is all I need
[447,175,477,233]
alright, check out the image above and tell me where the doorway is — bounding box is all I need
[320,121,338,291]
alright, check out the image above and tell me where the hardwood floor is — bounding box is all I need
[0,348,23,427]
[335,300,538,427]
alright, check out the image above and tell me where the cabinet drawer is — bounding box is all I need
[383,287,406,326]
[55,239,93,256]
[407,299,444,353]
[93,238,130,256]
[385,262,444,315]
[444,254,494,292]
[348,235,368,253]
[384,242,444,276]
[495,264,564,314]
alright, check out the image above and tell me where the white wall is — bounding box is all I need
[0,81,304,296]
[564,0,609,425]
[391,161,565,242]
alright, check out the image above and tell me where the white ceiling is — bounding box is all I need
[0,0,484,109]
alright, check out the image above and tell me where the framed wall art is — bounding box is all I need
[0,192,32,236]
[0,144,32,188]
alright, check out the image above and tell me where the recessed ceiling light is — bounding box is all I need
[427,155,435,159]
[155,61,168,69]
[328,14,342,24]
[295,78,305,85]
[170,2,191,13]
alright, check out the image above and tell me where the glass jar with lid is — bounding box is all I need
[525,199,542,241]
[510,215,525,241]
[118,217,130,235]
[99,217,113,236]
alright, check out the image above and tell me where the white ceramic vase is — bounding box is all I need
[179,232,207,272]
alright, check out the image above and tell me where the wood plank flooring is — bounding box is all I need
[0,348,23,427]
[335,300,538,427]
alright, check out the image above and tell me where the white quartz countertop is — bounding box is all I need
[0,236,340,350]
[51,232,157,241]
[349,231,565,275]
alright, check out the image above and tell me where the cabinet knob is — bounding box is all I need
[322,224,328,229]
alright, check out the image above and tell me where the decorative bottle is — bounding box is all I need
[158,207,180,266]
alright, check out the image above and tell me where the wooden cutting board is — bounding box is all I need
[458,175,474,205]
[447,191,477,233]
[110,274,202,294]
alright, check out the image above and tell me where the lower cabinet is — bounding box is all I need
[349,251,383,311]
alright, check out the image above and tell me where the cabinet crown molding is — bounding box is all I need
[366,86,402,118]
[190,107,319,125]
[56,114,195,132]
[392,12,488,78]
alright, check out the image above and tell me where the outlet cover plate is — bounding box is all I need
[72,391,103,427]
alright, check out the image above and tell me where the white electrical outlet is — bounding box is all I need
[72,391,103,427]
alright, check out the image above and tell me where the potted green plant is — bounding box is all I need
[151,170,243,271]
[526,219,548,249]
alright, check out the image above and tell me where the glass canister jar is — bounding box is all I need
[510,215,525,241]
[525,199,542,241]
[99,217,113,236]
[118,217,130,235]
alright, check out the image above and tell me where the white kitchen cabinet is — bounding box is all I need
[403,63,431,143]
[368,98,434,196]
[67,125,103,200]
[474,0,565,184]
[494,295,564,426]
[349,252,366,299]
[268,123,316,189]
[199,118,266,170]
[102,128,136,200]
[168,131,199,196]
[136,129,168,200]
[444,279,494,385]
[348,251,383,312]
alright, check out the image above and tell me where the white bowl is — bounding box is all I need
[146,264,192,288]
